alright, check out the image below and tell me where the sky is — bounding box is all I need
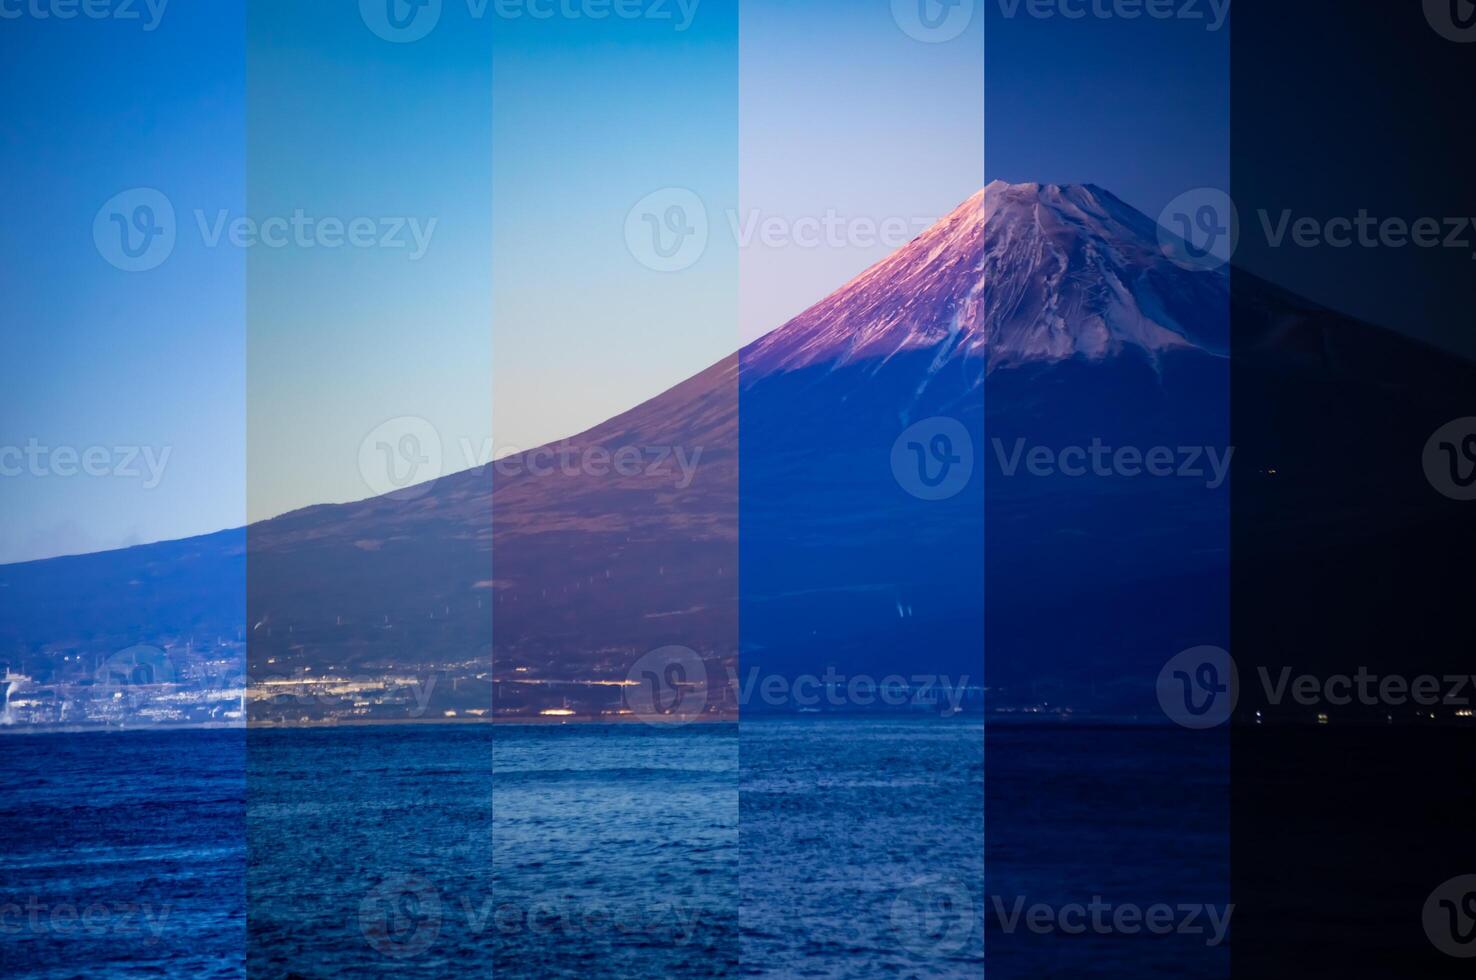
[0,4,244,564]
[1,0,1231,564]
[246,0,494,523]
[984,4,1229,229]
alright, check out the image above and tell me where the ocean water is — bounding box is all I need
[986,726,1230,978]
[741,718,985,978]
[2,720,1230,977]
[491,723,738,978]
[0,729,246,980]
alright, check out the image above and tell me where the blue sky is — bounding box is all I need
[985,4,1230,222]
[0,4,244,563]
[491,1,738,469]
[2,0,1228,563]
[246,0,494,522]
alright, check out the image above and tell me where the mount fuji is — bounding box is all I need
[2,181,1470,719]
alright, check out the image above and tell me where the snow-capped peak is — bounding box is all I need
[742,181,1229,376]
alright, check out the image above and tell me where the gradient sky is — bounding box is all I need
[246,0,494,523]
[3,0,1230,563]
[490,1,738,467]
[985,4,1229,227]
[1,4,244,564]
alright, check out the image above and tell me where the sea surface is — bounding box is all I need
[0,729,246,979]
[1,719,1233,978]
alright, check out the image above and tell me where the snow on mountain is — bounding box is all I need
[743,180,1230,377]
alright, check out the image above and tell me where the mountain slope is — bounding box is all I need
[3,182,1472,721]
